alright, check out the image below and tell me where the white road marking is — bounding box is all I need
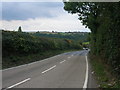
[7,78,31,89]
[60,60,66,64]
[83,55,89,89]
[42,65,56,74]
[3,51,74,71]
[69,56,71,58]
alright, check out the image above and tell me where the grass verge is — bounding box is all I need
[2,49,79,69]
[89,53,120,88]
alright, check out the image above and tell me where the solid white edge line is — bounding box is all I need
[83,55,89,89]
[7,78,31,89]
[42,65,56,74]
[60,60,66,64]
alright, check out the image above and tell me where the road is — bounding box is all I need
[2,50,97,89]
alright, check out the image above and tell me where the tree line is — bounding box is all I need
[2,30,82,56]
[64,2,120,77]
[33,31,89,42]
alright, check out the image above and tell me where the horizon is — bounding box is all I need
[1,29,90,33]
[1,2,90,32]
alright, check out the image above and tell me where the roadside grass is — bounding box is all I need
[2,49,80,69]
[82,42,89,45]
[89,53,120,88]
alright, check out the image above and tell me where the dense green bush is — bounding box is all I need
[33,32,89,42]
[64,2,120,77]
[2,30,82,56]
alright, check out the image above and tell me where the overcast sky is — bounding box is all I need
[1,2,90,32]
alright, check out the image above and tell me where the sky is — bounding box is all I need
[1,1,90,32]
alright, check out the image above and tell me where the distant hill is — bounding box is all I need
[32,31,89,42]
[2,30,84,68]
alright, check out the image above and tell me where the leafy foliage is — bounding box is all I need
[32,32,89,42]
[64,2,120,77]
[2,30,82,56]
[2,30,84,68]
[18,26,22,32]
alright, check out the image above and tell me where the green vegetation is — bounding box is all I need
[2,30,84,69]
[64,2,120,88]
[3,49,77,69]
[89,54,120,88]
[32,32,89,42]
[18,26,22,32]
[82,42,89,45]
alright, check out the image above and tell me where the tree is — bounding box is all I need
[18,26,22,32]
[64,2,120,76]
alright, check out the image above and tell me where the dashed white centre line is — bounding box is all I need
[60,60,66,64]
[68,57,71,59]
[7,78,31,89]
[42,65,56,74]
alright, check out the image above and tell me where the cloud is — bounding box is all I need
[2,0,63,2]
[1,2,90,32]
[1,13,90,32]
[2,2,64,20]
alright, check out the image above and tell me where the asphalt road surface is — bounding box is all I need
[2,50,97,89]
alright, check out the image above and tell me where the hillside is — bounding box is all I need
[2,30,88,69]
[32,31,89,42]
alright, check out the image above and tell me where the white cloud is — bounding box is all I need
[2,0,63,2]
[1,13,90,32]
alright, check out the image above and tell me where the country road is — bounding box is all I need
[2,50,97,89]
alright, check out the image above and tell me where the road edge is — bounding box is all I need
[83,54,89,89]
